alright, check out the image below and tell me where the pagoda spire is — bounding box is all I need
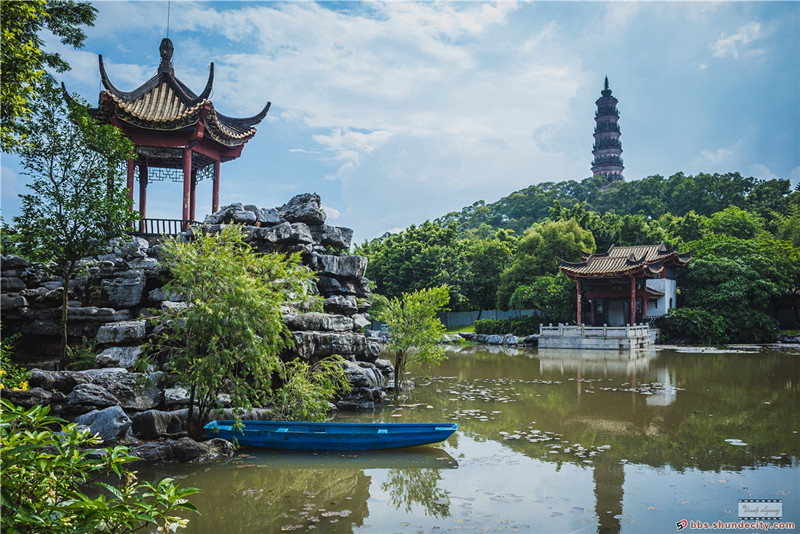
[591,77,623,181]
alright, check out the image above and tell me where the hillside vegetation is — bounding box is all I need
[357,172,800,343]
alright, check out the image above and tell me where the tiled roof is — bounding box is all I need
[89,38,270,148]
[558,243,692,278]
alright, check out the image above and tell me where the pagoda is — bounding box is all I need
[591,77,623,181]
[69,38,270,232]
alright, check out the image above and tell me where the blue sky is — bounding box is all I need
[2,1,798,244]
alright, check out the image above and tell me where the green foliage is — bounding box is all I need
[724,309,779,343]
[496,219,594,309]
[655,307,779,344]
[1,399,199,533]
[358,222,470,309]
[273,356,351,422]
[1,335,30,391]
[474,315,542,336]
[655,308,728,345]
[65,337,98,371]
[705,206,765,239]
[508,273,574,322]
[12,83,136,367]
[375,286,450,394]
[682,234,800,311]
[149,225,346,434]
[1,0,96,152]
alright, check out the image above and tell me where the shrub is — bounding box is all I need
[0,334,30,391]
[474,315,542,336]
[1,399,199,533]
[654,308,727,344]
[655,307,780,345]
[723,309,779,343]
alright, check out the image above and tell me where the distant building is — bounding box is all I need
[591,77,624,181]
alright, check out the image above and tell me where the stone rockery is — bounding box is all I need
[1,193,391,462]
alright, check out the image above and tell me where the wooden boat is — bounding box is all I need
[204,420,459,451]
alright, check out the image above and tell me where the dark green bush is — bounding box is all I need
[655,307,779,344]
[655,308,727,344]
[474,315,542,336]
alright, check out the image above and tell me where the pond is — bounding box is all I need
[141,345,799,533]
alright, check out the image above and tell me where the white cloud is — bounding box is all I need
[711,22,767,59]
[321,205,340,220]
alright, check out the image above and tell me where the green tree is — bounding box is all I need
[1,399,199,533]
[375,286,449,395]
[149,225,349,437]
[705,206,764,239]
[508,273,574,322]
[462,231,515,310]
[1,0,96,152]
[358,222,469,308]
[13,83,136,368]
[496,219,594,309]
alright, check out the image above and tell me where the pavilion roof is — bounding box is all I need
[90,38,270,148]
[557,243,692,279]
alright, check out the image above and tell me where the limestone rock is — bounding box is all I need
[75,406,133,446]
[278,193,326,225]
[95,346,143,370]
[131,409,188,440]
[96,320,146,345]
[164,386,191,410]
[324,295,358,315]
[100,271,146,308]
[76,368,164,412]
[66,383,121,413]
[1,277,26,292]
[285,312,354,332]
[1,387,65,410]
[29,369,92,393]
[257,207,281,226]
[310,255,368,279]
[2,255,30,269]
[308,225,354,250]
[129,437,236,464]
[292,331,367,359]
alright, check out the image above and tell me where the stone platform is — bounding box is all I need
[538,324,657,350]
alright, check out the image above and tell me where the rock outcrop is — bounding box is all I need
[1,193,392,457]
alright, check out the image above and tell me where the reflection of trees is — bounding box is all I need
[381,467,450,518]
[138,461,371,534]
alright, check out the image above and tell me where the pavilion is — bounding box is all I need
[558,243,692,327]
[68,38,270,233]
[539,244,692,350]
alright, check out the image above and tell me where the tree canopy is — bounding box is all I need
[1,0,96,152]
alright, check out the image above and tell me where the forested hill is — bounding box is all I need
[433,172,797,236]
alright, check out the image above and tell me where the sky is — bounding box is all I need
[2,1,798,244]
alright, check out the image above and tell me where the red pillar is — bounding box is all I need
[189,169,197,223]
[126,159,135,204]
[138,164,148,233]
[630,276,636,325]
[182,148,192,231]
[576,278,582,326]
[212,159,221,213]
[643,287,648,321]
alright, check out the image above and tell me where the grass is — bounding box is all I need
[446,325,475,334]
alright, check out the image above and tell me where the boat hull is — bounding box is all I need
[204,420,458,451]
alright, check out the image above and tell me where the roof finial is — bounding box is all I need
[604,76,609,91]
[158,38,174,74]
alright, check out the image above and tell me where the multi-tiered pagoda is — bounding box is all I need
[66,38,270,233]
[591,77,623,181]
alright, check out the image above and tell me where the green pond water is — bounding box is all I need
[141,345,799,533]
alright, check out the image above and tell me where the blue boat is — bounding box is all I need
[204,420,458,451]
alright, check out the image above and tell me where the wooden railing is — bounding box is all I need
[130,219,199,236]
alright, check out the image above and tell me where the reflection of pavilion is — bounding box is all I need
[537,347,655,376]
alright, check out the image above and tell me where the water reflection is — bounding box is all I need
[146,345,798,533]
